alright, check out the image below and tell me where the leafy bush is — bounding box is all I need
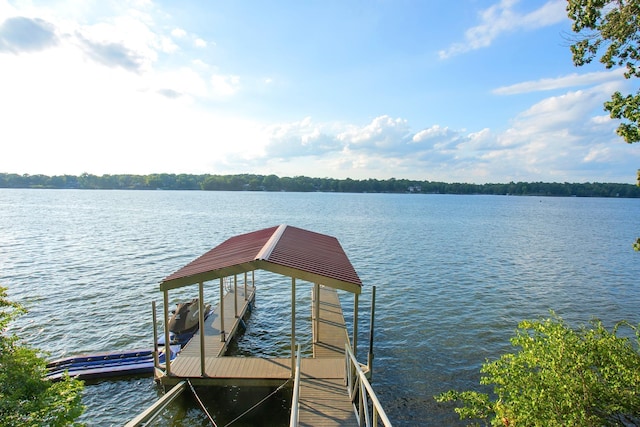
[0,286,85,426]
[435,314,640,426]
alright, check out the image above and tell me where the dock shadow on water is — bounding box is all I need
[152,385,292,427]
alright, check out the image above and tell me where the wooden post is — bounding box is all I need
[291,277,296,375]
[199,282,206,376]
[220,278,226,342]
[163,290,171,376]
[353,293,359,357]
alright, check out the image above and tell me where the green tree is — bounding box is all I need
[567,0,640,250]
[568,0,640,144]
[0,286,85,426]
[435,314,640,426]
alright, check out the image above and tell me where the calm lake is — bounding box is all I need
[1,189,639,426]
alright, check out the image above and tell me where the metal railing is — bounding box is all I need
[289,344,302,427]
[345,344,392,427]
[124,381,186,426]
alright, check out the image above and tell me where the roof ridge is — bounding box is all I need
[255,224,287,261]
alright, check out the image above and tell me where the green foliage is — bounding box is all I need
[0,286,85,426]
[567,1,640,248]
[1,173,640,197]
[568,0,640,143]
[435,314,640,426]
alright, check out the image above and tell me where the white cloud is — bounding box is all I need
[483,84,636,181]
[338,115,411,151]
[494,69,627,95]
[0,32,259,176]
[153,66,209,98]
[210,74,240,97]
[262,117,341,158]
[77,15,159,70]
[171,27,186,38]
[170,27,207,49]
[244,81,637,183]
[439,0,566,59]
[412,125,455,143]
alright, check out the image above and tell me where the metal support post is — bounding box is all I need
[368,286,377,376]
[163,290,171,375]
[291,277,296,374]
[199,282,206,376]
[353,293,359,357]
[220,278,226,342]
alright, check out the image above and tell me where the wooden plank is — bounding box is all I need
[313,287,350,359]
[297,377,357,427]
[301,358,344,379]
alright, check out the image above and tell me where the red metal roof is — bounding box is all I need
[160,225,362,294]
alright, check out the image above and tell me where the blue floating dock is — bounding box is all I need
[46,345,180,382]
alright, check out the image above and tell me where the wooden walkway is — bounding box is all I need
[160,285,357,426]
[299,286,356,426]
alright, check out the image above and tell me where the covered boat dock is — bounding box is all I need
[140,225,390,426]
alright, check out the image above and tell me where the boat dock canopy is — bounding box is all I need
[160,225,363,294]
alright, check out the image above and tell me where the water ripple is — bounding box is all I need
[1,190,639,426]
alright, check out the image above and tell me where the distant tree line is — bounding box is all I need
[1,172,639,197]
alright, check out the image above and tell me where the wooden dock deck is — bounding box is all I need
[159,285,358,425]
[297,285,357,426]
[164,284,256,383]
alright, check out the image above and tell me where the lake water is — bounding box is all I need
[1,189,639,426]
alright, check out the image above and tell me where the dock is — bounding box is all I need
[135,225,391,426]
[160,284,357,425]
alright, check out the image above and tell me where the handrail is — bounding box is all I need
[124,381,187,426]
[345,344,392,427]
[289,344,302,427]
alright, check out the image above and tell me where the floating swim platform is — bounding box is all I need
[46,345,180,382]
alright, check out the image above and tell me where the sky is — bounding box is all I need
[1,0,639,183]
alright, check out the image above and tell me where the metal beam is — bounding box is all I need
[220,277,226,342]
[291,277,296,375]
[199,282,206,377]
[163,289,171,376]
[353,293,359,357]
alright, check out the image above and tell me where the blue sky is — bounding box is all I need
[1,0,639,183]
